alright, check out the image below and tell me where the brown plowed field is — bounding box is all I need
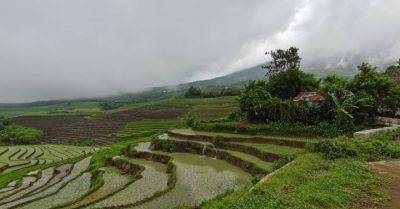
[11,108,184,145]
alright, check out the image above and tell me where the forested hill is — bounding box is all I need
[178,64,264,89]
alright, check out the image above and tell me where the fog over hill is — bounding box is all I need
[0,0,399,102]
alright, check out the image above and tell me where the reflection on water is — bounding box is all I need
[89,158,168,209]
[131,152,252,209]
[135,142,152,152]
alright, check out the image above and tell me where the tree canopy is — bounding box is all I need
[263,47,301,76]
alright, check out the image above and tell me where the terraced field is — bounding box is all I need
[0,127,306,209]
[161,129,308,174]
[10,108,184,145]
[116,119,184,140]
[0,145,99,174]
[0,99,313,209]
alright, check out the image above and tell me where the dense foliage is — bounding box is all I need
[98,101,124,110]
[0,124,43,145]
[237,48,400,136]
[309,129,400,160]
[263,47,301,75]
[267,68,319,99]
[191,119,348,138]
[184,86,240,98]
[349,63,400,120]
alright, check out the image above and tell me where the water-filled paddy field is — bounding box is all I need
[0,127,305,209]
[131,151,252,209]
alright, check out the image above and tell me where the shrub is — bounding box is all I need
[0,124,43,145]
[309,130,400,160]
[193,120,348,138]
[212,135,224,145]
[267,68,319,100]
[185,115,197,127]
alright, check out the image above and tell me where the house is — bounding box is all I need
[293,92,325,102]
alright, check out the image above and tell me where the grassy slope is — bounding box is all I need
[0,101,100,118]
[171,129,321,143]
[233,142,304,156]
[116,119,185,140]
[107,96,238,121]
[203,154,383,209]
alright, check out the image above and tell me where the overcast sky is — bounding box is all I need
[1,0,400,103]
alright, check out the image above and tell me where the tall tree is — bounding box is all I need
[349,63,400,120]
[263,47,301,76]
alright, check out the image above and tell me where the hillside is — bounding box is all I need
[178,65,264,88]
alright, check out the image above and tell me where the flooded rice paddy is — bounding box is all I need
[131,143,252,209]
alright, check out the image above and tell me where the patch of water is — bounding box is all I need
[135,142,152,152]
[88,158,168,209]
[131,152,252,209]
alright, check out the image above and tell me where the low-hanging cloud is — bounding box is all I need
[0,0,399,102]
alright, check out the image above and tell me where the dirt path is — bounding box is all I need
[368,160,400,209]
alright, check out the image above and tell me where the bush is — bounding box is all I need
[349,63,400,120]
[309,129,400,160]
[267,68,319,100]
[193,120,348,138]
[185,115,198,127]
[213,135,224,145]
[0,124,43,145]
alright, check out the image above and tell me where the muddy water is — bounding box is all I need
[130,152,252,209]
[88,158,169,209]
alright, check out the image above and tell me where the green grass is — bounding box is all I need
[116,119,185,140]
[219,149,273,172]
[234,142,304,156]
[88,137,151,189]
[105,96,238,121]
[0,124,43,145]
[202,153,384,209]
[0,101,101,118]
[171,129,321,143]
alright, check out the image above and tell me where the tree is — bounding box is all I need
[184,86,202,98]
[385,58,400,83]
[329,91,360,132]
[267,68,319,99]
[263,47,301,76]
[349,63,400,120]
[320,75,349,99]
[239,81,272,121]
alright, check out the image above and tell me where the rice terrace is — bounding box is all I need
[1,1,400,209]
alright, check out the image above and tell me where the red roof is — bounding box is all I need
[293,92,325,102]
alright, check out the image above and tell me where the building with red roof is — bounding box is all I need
[293,92,325,102]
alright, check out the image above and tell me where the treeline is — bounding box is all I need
[188,47,400,137]
[184,86,241,98]
[239,47,400,134]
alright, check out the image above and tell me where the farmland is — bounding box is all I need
[0,96,399,209]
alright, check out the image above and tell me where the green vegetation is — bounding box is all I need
[0,54,400,208]
[309,129,400,160]
[184,86,241,98]
[0,101,101,118]
[0,124,43,145]
[117,119,185,140]
[191,119,344,138]
[202,154,383,209]
[234,142,304,156]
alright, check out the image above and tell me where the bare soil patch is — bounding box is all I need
[11,108,184,145]
[368,160,400,209]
